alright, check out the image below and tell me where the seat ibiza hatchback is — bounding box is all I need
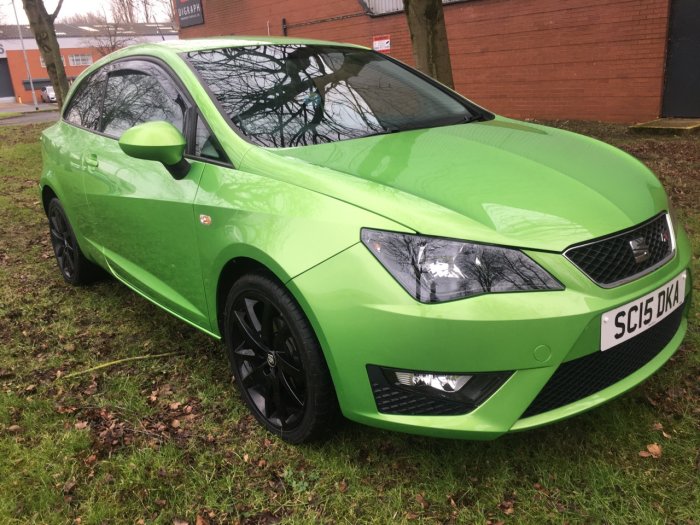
[40,37,692,443]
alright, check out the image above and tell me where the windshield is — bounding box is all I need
[46,86,55,93]
[185,44,486,147]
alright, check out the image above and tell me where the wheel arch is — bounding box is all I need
[215,256,281,337]
[213,255,336,387]
[41,184,59,215]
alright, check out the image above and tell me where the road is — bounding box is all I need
[0,111,60,126]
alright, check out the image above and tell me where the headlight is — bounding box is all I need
[361,229,563,303]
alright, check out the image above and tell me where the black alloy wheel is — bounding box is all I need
[224,272,337,443]
[47,198,100,285]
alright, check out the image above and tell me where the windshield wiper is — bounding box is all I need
[358,113,485,139]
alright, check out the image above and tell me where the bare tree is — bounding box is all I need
[156,0,176,25]
[402,0,454,88]
[110,0,168,23]
[90,18,135,56]
[22,0,69,106]
[59,12,104,24]
[110,0,138,23]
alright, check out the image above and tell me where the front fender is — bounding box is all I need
[193,163,408,336]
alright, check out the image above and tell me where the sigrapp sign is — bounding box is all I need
[177,0,204,28]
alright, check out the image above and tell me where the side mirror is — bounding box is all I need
[118,121,190,179]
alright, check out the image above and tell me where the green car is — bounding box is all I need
[40,37,692,443]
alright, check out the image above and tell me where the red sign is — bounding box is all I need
[372,35,391,54]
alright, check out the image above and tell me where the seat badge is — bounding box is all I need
[199,214,212,226]
[629,236,650,263]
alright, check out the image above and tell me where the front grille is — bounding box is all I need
[522,303,685,418]
[565,214,674,287]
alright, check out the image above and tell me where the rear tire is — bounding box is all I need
[223,272,338,443]
[47,198,101,285]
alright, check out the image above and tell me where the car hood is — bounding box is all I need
[248,117,667,252]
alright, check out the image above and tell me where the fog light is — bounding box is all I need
[367,365,513,414]
[395,372,472,393]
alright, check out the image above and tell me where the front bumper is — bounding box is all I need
[288,226,692,439]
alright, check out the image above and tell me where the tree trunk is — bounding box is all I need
[22,0,69,107]
[403,0,454,89]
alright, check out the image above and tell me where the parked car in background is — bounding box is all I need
[40,85,56,103]
[39,37,692,443]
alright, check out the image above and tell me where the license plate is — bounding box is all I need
[600,271,686,351]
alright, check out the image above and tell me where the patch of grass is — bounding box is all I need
[0,122,698,524]
[0,112,22,120]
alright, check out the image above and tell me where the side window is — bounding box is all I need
[63,72,105,130]
[194,115,226,162]
[100,63,186,138]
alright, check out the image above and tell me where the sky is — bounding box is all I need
[0,0,170,25]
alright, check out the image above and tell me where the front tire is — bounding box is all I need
[223,272,338,443]
[47,198,100,285]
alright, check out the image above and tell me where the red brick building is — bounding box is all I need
[0,23,178,103]
[178,0,700,123]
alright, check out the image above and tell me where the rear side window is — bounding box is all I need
[101,63,186,138]
[63,72,105,130]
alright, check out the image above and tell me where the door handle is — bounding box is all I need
[68,153,82,170]
[84,154,99,169]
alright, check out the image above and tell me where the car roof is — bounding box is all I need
[115,36,368,56]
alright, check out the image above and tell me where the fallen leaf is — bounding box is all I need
[63,480,77,494]
[195,515,210,525]
[662,431,671,439]
[25,384,37,393]
[337,479,348,493]
[172,519,188,525]
[169,402,182,410]
[639,443,662,458]
[647,443,662,458]
[652,422,663,431]
[85,454,97,465]
[416,492,430,510]
[243,453,249,462]
[171,419,180,429]
[500,499,515,515]
[7,425,21,433]
[74,421,89,430]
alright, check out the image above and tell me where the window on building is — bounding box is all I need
[365,0,462,15]
[68,54,94,67]
[40,55,65,68]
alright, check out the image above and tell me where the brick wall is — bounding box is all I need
[181,0,671,123]
[6,48,101,103]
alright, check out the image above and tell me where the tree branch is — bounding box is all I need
[49,0,64,22]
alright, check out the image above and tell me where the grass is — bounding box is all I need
[0,112,22,120]
[0,122,698,525]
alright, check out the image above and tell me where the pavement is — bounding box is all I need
[630,118,700,134]
[0,101,60,126]
[0,100,59,113]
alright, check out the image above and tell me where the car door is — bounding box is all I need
[81,59,211,330]
[51,69,107,247]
